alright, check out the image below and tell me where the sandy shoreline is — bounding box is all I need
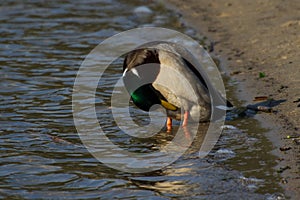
[161,0,300,198]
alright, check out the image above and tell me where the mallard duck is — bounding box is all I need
[122,42,231,131]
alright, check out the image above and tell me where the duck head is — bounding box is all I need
[122,48,178,112]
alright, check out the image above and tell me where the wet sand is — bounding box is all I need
[162,0,300,198]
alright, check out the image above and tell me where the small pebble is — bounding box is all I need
[253,96,268,101]
[293,138,300,145]
[230,70,242,75]
[279,146,292,151]
[221,125,238,130]
[277,166,291,173]
[281,178,288,184]
[292,98,300,103]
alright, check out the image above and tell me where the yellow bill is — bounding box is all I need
[160,100,178,111]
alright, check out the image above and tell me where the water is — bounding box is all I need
[0,0,285,199]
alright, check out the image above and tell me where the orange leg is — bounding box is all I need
[167,117,172,132]
[182,111,189,127]
[182,111,191,140]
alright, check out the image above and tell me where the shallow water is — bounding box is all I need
[0,0,285,199]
